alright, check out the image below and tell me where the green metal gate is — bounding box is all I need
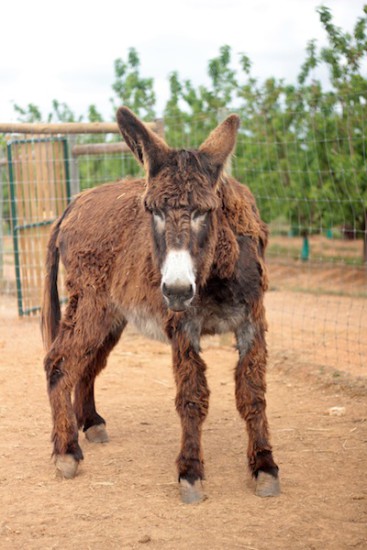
[7,137,71,316]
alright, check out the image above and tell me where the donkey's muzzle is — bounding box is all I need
[162,283,194,312]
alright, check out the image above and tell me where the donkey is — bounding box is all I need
[42,107,280,503]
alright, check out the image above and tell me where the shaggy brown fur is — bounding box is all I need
[42,107,279,498]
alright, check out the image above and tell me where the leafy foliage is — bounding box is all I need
[5,5,367,257]
[13,100,83,123]
[111,47,156,121]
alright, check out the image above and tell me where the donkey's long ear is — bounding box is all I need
[116,107,169,175]
[199,114,240,167]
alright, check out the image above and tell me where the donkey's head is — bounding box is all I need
[117,107,240,312]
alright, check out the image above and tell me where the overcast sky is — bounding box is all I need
[1,0,365,121]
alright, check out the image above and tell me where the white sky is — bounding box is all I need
[1,0,365,121]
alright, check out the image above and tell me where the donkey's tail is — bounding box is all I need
[41,218,62,351]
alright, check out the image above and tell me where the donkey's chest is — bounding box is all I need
[198,278,250,335]
[200,301,248,335]
[115,305,169,344]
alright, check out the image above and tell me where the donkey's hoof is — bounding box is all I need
[179,479,205,504]
[55,454,79,479]
[85,424,109,443]
[255,471,280,497]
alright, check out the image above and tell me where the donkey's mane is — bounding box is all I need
[145,149,221,211]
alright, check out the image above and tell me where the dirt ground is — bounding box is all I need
[0,293,366,550]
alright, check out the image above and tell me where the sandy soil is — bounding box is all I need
[0,294,366,550]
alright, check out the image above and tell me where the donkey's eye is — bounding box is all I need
[191,210,208,220]
[191,210,208,231]
[153,209,165,220]
[152,210,166,232]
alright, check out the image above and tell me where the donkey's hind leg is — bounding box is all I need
[235,321,280,497]
[73,321,126,444]
[45,339,87,479]
[44,295,121,479]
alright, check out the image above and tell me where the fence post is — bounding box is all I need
[68,135,80,197]
[0,161,3,282]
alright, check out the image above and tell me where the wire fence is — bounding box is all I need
[0,109,366,374]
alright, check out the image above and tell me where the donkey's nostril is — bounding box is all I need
[162,282,177,298]
[162,282,194,301]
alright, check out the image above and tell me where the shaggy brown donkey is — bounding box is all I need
[42,107,280,502]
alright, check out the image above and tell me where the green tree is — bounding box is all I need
[13,103,42,122]
[234,53,296,225]
[164,45,240,147]
[12,100,83,123]
[111,47,156,120]
[87,104,104,122]
[295,5,367,259]
[7,5,367,262]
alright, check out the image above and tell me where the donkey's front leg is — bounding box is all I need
[235,322,280,497]
[172,334,210,503]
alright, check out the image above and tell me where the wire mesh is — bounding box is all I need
[0,107,366,374]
